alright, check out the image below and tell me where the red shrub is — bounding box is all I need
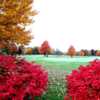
[0,55,48,100]
[65,60,100,100]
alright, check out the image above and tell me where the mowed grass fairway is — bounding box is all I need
[24,55,100,100]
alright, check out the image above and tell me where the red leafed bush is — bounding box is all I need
[0,55,48,100]
[65,60,100,100]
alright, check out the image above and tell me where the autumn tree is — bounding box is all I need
[96,50,100,56]
[0,0,37,54]
[25,47,33,54]
[39,40,51,56]
[80,50,85,56]
[67,45,76,57]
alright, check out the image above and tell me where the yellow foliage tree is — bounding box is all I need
[0,0,37,48]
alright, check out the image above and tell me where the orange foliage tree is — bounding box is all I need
[25,47,33,54]
[0,0,37,51]
[67,45,76,57]
[80,50,85,56]
[39,40,51,56]
[96,50,100,56]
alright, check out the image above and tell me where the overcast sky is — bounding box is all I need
[29,0,100,51]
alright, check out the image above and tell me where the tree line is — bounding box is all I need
[0,40,100,56]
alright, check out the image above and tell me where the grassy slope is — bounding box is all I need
[24,55,100,100]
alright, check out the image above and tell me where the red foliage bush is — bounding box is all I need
[0,55,48,100]
[65,60,100,100]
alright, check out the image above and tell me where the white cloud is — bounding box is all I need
[29,0,100,51]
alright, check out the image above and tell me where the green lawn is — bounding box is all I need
[23,55,100,100]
